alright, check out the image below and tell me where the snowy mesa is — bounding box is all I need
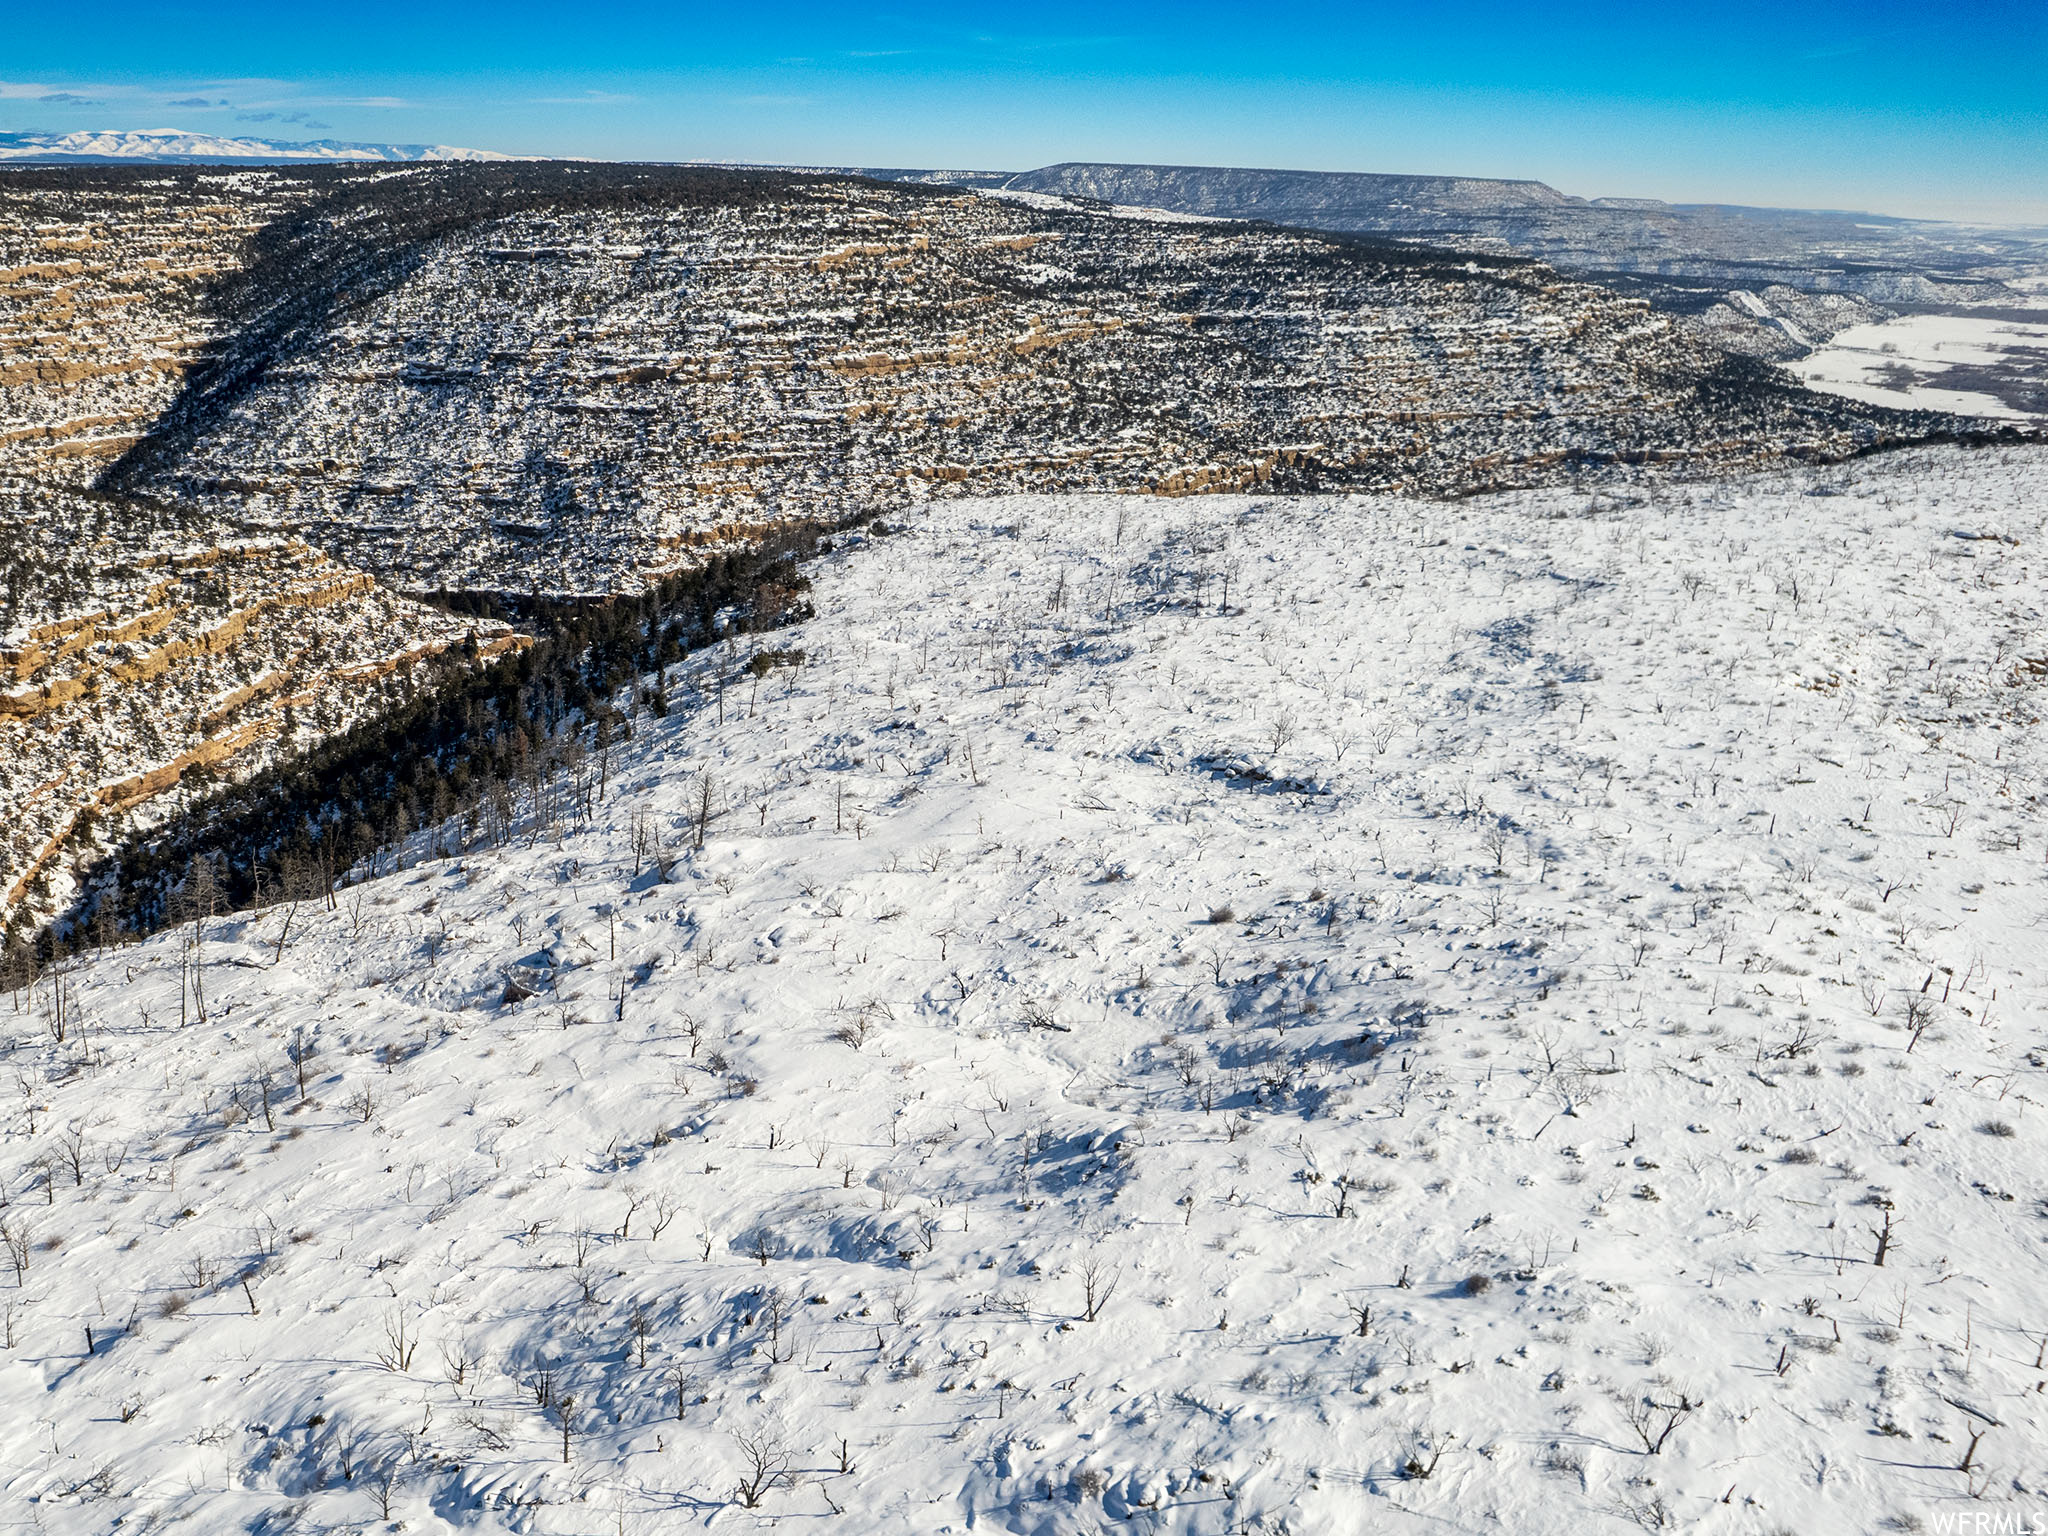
[3,444,2047,1534]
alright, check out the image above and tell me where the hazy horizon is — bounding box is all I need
[7,1,2045,224]
[10,132,2047,231]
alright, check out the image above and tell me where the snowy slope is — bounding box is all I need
[0,130,514,164]
[4,445,2048,1533]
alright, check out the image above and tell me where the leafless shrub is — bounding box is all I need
[1611,1489,1675,1531]
[0,1221,32,1284]
[1763,1023,1826,1061]
[1078,1255,1121,1323]
[731,1429,795,1508]
[370,1462,402,1520]
[1402,1439,1447,1479]
[834,1015,872,1050]
[1615,1384,1701,1454]
[616,1187,647,1239]
[376,1306,421,1372]
[647,1192,680,1240]
[1021,998,1067,1033]
[1903,994,1936,1052]
[440,1337,481,1386]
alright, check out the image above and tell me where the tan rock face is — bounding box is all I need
[0,169,305,485]
[0,170,533,926]
[0,480,521,925]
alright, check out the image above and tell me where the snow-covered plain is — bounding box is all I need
[1794,313,2048,420]
[5,445,2048,1534]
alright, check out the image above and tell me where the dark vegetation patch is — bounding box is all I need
[40,518,834,951]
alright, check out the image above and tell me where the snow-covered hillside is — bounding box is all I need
[4,444,2046,1534]
[0,131,513,164]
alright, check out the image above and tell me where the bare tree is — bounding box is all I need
[440,1337,481,1387]
[1959,1423,1990,1474]
[647,1193,680,1240]
[269,884,302,965]
[370,1461,401,1519]
[666,1366,697,1421]
[1903,994,1936,1053]
[58,1122,87,1186]
[1482,819,1511,874]
[693,770,719,851]
[616,1187,647,1240]
[0,1220,31,1284]
[376,1307,421,1372]
[1616,1384,1701,1454]
[555,1394,577,1463]
[731,1429,795,1508]
[1078,1255,1121,1323]
[288,1027,317,1100]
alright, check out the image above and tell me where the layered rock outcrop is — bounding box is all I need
[77,166,1958,599]
[0,479,518,926]
[0,162,1973,931]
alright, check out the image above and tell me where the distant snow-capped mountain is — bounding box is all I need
[0,128,515,163]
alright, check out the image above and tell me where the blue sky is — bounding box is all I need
[6,2,2045,222]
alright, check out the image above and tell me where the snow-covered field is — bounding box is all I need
[1794,312,2048,420]
[5,445,2048,1534]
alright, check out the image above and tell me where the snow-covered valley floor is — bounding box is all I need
[1793,311,2048,422]
[6,445,2048,1534]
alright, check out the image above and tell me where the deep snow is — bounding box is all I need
[4,444,2048,1534]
